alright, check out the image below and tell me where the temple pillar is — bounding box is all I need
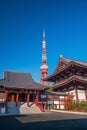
[52,95,54,100]
[75,86,78,102]
[35,91,39,105]
[16,93,19,106]
[64,96,66,110]
[4,90,8,102]
[85,90,87,101]
[4,90,9,113]
[59,98,60,109]
[27,91,30,106]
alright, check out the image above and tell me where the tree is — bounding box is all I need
[65,94,73,110]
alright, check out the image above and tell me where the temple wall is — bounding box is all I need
[78,90,86,101]
[53,96,65,109]
[68,89,86,101]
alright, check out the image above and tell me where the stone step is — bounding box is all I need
[19,104,41,114]
[7,102,41,114]
[7,102,16,108]
[18,102,34,107]
[8,107,19,114]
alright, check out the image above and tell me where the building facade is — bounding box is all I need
[0,70,50,113]
[44,55,87,102]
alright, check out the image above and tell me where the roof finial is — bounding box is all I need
[60,54,63,58]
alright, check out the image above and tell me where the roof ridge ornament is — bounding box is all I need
[60,54,63,58]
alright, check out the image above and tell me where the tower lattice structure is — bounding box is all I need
[40,29,48,85]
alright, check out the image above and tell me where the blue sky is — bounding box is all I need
[0,0,87,81]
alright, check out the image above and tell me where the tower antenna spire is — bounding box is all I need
[43,28,45,40]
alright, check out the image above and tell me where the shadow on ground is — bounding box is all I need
[0,112,87,130]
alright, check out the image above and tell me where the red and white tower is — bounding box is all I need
[40,29,48,85]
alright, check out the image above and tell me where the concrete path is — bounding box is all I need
[50,109,87,115]
[0,112,87,130]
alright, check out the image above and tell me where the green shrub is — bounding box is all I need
[72,101,87,111]
[49,104,54,110]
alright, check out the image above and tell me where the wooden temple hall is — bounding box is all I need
[44,55,87,102]
[0,70,50,113]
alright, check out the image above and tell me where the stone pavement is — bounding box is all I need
[0,110,87,116]
[0,111,87,130]
[1,109,87,116]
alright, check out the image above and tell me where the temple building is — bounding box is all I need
[0,70,50,113]
[44,55,87,102]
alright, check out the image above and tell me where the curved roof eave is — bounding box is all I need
[44,61,87,81]
[53,76,87,89]
[4,85,46,90]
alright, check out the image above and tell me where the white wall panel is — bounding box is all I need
[78,90,86,101]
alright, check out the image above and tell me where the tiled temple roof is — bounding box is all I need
[53,75,87,89]
[0,70,49,90]
[44,56,87,81]
[62,57,87,66]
